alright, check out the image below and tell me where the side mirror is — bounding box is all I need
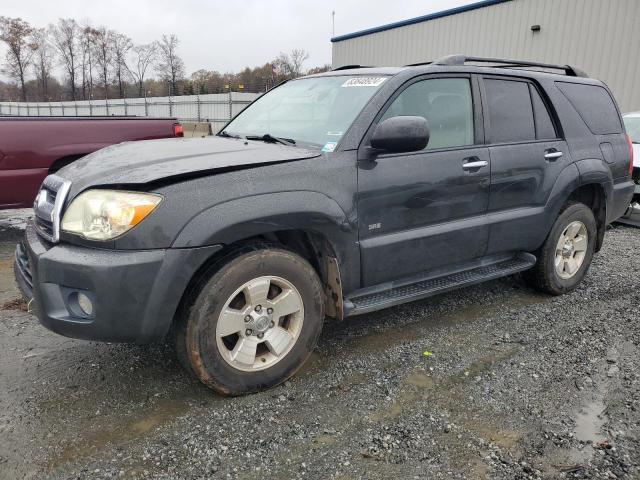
[370,116,429,153]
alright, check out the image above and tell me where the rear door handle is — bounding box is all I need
[544,149,563,161]
[462,160,489,170]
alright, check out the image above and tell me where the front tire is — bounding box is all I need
[525,202,597,295]
[176,245,324,396]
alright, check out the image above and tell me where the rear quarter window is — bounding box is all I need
[556,82,622,135]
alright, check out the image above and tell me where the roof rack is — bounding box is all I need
[404,61,433,67]
[331,64,374,71]
[430,54,588,77]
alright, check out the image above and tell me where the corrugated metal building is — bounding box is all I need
[331,0,640,112]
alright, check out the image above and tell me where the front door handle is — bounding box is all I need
[462,159,489,170]
[544,149,563,161]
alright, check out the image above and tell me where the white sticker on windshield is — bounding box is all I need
[341,77,387,88]
[322,142,337,152]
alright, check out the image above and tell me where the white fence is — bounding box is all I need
[0,92,261,133]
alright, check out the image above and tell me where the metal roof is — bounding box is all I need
[330,0,513,43]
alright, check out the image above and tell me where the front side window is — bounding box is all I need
[380,78,474,150]
[223,75,387,148]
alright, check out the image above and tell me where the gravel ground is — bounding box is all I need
[0,210,639,480]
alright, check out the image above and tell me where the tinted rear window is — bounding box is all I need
[485,79,535,143]
[556,82,622,135]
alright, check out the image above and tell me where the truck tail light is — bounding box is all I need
[174,124,184,137]
[627,134,634,176]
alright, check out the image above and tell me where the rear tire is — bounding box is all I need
[524,202,597,295]
[175,245,324,396]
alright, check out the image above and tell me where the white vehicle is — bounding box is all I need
[621,112,640,226]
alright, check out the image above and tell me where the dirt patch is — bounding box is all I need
[1,297,27,311]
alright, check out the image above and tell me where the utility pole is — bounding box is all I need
[332,10,335,37]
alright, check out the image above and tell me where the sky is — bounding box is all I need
[0,0,472,75]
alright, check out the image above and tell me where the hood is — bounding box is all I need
[60,136,320,198]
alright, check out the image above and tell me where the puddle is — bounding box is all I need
[559,346,622,469]
[572,346,617,451]
[47,398,189,469]
[405,370,435,388]
[0,209,30,303]
[574,396,607,444]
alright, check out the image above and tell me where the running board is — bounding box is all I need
[344,252,537,316]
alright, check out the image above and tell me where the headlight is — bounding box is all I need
[61,190,162,240]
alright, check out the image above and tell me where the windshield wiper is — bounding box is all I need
[246,134,296,146]
[219,130,244,139]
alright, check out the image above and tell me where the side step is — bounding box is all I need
[344,252,537,316]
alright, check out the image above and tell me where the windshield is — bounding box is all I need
[222,75,388,149]
[624,115,640,143]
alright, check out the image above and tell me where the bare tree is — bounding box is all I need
[273,49,309,80]
[50,18,80,100]
[31,28,53,100]
[79,24,98,100]
[92,26,114,99]
[0,17,37,101]
[289,48,309,77]
[111,32,132,98]
[127,42,157,97]
[155,34,185,95]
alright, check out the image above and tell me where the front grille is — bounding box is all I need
[33,174,71,243]
[15,241,33,290]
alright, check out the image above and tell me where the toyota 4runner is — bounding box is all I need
[15,55,635,395]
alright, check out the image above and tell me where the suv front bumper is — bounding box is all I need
[14,222,222,344]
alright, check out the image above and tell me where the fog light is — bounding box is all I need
[68,291,94,318]
[76,292,94,316]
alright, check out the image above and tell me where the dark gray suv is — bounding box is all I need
[15,55,635,395]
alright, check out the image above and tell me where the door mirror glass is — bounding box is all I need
[370,116,430,153]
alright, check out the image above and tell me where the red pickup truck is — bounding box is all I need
[0,117,183,209]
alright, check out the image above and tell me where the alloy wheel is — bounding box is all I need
[215,276,304,371]
[554,220,588,279]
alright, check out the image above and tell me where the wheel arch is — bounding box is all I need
[566,183,607,252]
[170,191,358,324]
[545,162,611,252]
[171,228,348,338]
